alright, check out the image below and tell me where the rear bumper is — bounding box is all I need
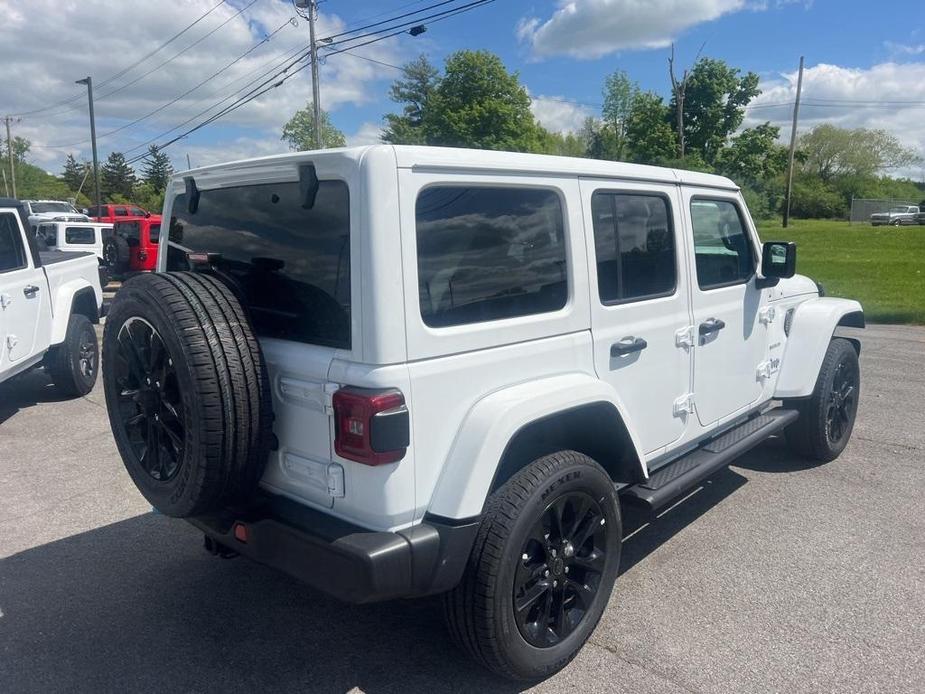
[188,495,479,604]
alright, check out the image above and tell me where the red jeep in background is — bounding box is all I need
[89,203,151,224]
[103,215,162,273]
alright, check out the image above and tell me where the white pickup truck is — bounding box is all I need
[0,198,104,395]
[870,205,919,226]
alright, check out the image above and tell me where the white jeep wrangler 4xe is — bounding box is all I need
[102,146,863,681]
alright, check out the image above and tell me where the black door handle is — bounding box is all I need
[699,318,726,336]
[23,285,40,298]
[611,337,648,357]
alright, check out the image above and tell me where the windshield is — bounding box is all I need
[31,202,76,214]
[889,206,910,213]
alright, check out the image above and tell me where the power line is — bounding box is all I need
[127,0,497,163]
[40,15,295,150]
[11,0,229,117]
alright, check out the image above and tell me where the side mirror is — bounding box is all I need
[761,241,796,279]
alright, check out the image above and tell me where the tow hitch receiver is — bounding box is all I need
[203,535,239,559]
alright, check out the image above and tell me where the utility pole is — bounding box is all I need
[76,77,102,212]
[307,0,323,149]
[4,115,18,198]
[783,56,805,229]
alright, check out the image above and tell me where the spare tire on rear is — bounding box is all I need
[102,271,273,517]
[103,236,130,273]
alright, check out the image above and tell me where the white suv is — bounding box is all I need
[102,146,864,681]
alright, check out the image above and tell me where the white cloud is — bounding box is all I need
[345,122,384,146]
[517,0,746,59]
[745,62,925,177]
[0,0,402,170]
[885,41,925,56]
[530,96,593,133]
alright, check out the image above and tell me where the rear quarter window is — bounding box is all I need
[415,186,568,328]
[65,226,96,244]
[165,180,351,349]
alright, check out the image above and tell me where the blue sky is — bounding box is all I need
[2,0,924,176]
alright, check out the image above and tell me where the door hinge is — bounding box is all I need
[6,335,19,350]
[673,393,695,417]
[756,358,780,381]
[0,293,11,309]
[759,306,776,325]
[675,325,695,349]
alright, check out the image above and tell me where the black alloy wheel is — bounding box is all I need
[825,360,856,447]
[513,491,608,648]
[113,317,185,482]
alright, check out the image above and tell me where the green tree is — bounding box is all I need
[1,135,30,163]
[62,154,89,192]
[625,92,676,164]
[140,145,173,193]
[382,55,440,145]
[423,50,544,151]
[717,123,787,184]
[101,152,137,200]
[600,70,638,160]
[281,106,346,150]
[799,124,920,181]
[672,58,760,165]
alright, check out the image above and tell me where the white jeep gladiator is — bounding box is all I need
[102,146,864,681]
[0,200,104,395]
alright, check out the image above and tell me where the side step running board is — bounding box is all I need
[621,409,799,512]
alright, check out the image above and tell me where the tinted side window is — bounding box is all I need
[415,186,567,328]
[591,192,676,303]
[690,200,754,289]
[148,223,160,244]
[41,224,57,246]
[115,207,128,216]
[0,213,27,272]
[116,221,140,241]
[65,226,95,244]
[165,181,351,348]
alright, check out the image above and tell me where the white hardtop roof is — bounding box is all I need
[175,145,739,192]
[43,220,112,227]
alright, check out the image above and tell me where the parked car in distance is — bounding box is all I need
[106,215,161,273]
[88,203,151,224]
[870,205,919,226]
[0,198,104,395]
[102,146,864,682]
[37,221,114,288]
[20,199,89,231]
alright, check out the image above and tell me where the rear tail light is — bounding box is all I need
[333,387,409,466]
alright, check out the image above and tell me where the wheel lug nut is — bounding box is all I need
[550,549,557,558]
[565,567,569,574]
[522,553,528,561]
[553,580,558,587]
[544,570,550,578]
[600,518,606,526]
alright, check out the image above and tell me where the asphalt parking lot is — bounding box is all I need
[1,324,923,693]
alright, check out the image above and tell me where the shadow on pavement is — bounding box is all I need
[0,369,72,426]
[0,441,802,693]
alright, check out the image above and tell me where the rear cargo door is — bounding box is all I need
[164,176,352,509]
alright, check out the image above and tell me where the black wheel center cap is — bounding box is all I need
[552,557,565,576]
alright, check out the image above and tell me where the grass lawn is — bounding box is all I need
[755,219,925,324]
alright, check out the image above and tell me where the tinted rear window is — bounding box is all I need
[65,226,96,244]
[165,180,351,348]
[149,223,160,244]
[415,186,567,327]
